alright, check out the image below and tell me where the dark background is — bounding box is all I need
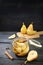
[0,0,43,31]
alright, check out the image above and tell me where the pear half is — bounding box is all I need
[27,50,38,61]
[25,50,38,64]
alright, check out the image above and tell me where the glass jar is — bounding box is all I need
[12,37,29,56]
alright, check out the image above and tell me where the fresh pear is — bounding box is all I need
[27,23,37,35]
[25,50,38,64]
[20,23,27,34]
[27,23,33,31]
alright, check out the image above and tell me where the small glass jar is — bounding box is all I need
[12,37,29,56]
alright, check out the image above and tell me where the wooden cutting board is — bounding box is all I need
[37,31,43,35]
[17,31,43,39]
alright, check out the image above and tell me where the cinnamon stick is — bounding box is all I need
[5,50,14,60]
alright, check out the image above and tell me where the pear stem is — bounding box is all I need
[23,22,24,25]
[31,22,33,25]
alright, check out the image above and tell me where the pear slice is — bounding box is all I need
[25,50,38,64]
[8,34,16,39]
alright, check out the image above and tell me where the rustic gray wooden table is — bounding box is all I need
[0,32,43,65]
